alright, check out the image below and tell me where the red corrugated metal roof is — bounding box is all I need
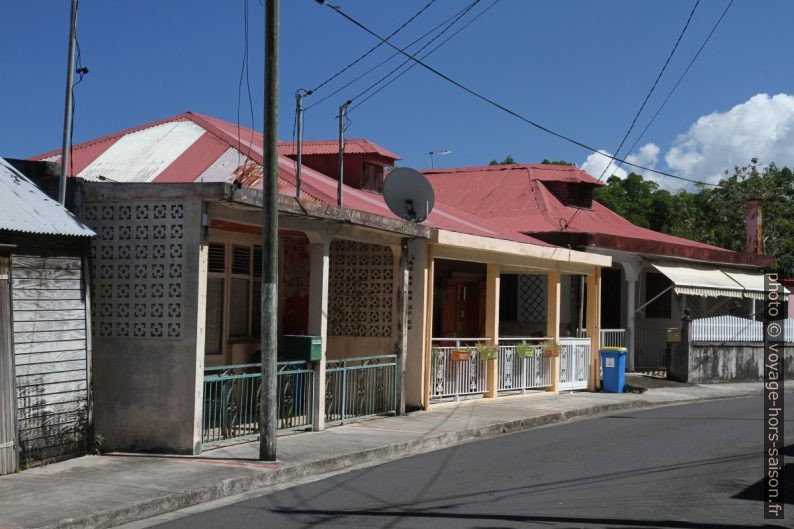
[27,113,549,247]
[423,163,772,266]
[278,139,400,160]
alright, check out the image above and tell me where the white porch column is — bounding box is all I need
[621,261,641,373]
[307,236,331,431]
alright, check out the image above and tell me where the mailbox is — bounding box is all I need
[281,335,322,362]
[667,327,681,343]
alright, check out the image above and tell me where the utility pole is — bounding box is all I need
[337,100,350,207]
[295,89,306,198]
[58,0,78,206]
[260,0,279,462]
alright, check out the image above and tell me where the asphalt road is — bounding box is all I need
[152,395,793,529]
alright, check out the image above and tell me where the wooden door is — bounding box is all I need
[0,255,17,475]
[440,276,483,338]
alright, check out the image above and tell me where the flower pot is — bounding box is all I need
[450,349,472,362]
[516,344,537,359]
[541,340,560,357]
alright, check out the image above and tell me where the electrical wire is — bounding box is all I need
[236,0,256,178]
[612,0,734,180]
[316,1,721,188]
[565,0,701,229]
[307,0,438,96]
[347,0,482,111]
[305,2,479,111]
[69,0,87,180]
[349,0,498,114]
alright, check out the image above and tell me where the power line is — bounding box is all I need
[614,0,734,179]
[236,0,257,173]
[307,0,437,96]
[315,0,721,188]
[70,0,87,179]
[348,0,482,111]
[565,0,701,229]
[306,2,478,111]
[349,0,498,114]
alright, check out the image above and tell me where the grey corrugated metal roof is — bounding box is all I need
[0,157,95,238]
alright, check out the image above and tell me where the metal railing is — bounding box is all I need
[497,337,551,392]
[429,338,490,401]
[202,361,314,446]
[577,328,626,347]
[558,337,590,391]
[325,355,398,425]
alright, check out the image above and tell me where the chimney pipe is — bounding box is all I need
[745,197,763,255]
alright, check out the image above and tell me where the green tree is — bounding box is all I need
[593,172,673,232]
[489,155,517,165]
[669,162,794,274]
[593,163,794,275]
[540,159,575,166]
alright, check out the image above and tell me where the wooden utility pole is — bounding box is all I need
[260,0,279,462]
[58,0,78,205]
[337,101,350,207]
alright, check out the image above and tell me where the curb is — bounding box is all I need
[41,388,766,529]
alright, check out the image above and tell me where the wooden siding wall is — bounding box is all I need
[0,256,18,475]
[12,254,89,465]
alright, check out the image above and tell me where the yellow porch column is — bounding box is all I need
[586,269,602,391]
[484,263,500,398]
[421,246,435,410]
[547,270,561,392]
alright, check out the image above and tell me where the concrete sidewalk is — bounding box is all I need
[1,379,787,529]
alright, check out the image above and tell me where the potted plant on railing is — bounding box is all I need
[515,343,537,359]
[475,342,499,361]
[541,339,561,357]
[450,348,473,362]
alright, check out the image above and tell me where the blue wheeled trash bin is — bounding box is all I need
[600,347,627,393]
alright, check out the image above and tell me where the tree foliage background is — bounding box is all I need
[487,155,794,275]
[593,162,794,275]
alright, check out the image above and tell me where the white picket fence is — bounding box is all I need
[690,316,794,343]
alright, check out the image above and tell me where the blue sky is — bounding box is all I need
[2,0,793,190]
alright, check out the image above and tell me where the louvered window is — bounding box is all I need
[208,243,225,273]
[232,246,251,275]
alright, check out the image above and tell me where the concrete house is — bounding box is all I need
[420,163,779,372]
[0,157,94,475]
[32,113,609,454]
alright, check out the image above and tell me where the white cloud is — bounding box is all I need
[625,143,660,170]
[665,93,794,183]
[581,142,660,183]
[581,150,627,181]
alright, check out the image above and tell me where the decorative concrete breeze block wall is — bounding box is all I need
[83,198,204,454]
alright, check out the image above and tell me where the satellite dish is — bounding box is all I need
[383,167,435,223]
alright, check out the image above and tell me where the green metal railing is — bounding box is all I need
[325,355,398,425]
[202,361,314,445]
